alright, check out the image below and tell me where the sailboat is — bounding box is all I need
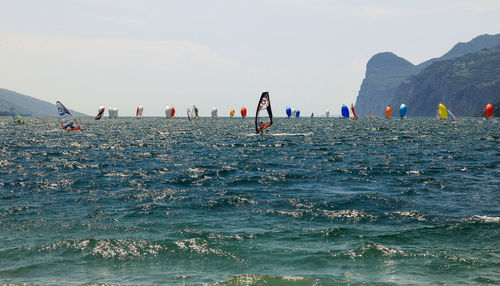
[255,92,273,134]
[485,104,494,118]
[136,105,143,119]
[108,107,118,118]
[436,103,449,120]
[341,105,349,119]
[351,104,359,119]
[448,109,458,122]
[385,106,392,118]
[192,105,199,118]
[56,101,81,131]
[10,106,24,124]
[95,106,105,120]
[165,106,175,118]
[399,104,407,118]
[436,103,457,122]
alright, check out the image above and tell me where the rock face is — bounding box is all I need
[0,88,86,117]
[354,34,500,116]
[354,53,417,116]
[388,48,500,116]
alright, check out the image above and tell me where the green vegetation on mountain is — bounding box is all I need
[388,48,500,116]
[355,34,500,116]
[0,88,86,117]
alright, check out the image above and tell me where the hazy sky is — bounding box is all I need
[1,0,499,116]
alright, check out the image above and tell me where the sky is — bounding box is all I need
[1,0,499,117]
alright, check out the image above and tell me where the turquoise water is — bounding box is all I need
[0,117,499,285]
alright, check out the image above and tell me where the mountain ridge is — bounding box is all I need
[354,34,500,116]
[387,47,500,116]
[0,88,87,117]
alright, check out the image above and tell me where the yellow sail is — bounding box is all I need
[229,109,235,117]
[437,103,448,120]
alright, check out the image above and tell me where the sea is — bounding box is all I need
[0,117,499,285]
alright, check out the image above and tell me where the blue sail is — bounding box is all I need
[399,104,407,118]
[341,105,349,118]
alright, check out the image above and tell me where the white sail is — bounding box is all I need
[108,107,118,119]
[211,107,218,118]
[448,109,458,122]
[56,101,80,131]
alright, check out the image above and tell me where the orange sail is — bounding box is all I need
[385,106,392,118]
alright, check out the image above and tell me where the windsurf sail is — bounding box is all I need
[10,106,24,124]
[95,106,104,120]
[437,103,448,120]
[286,107,291,118]
[241,107,247,118]
[230,109,235,117]
[351,104,359,119]
[325,109,330,118]
[187,108,192,120]
[369,112,373,119]
[136,105,143,119]
[56,101,81,131]
[212,107,218,118]
[255,91,273,133]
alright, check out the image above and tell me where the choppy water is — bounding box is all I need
[0,117,499,285]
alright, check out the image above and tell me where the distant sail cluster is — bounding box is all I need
[7,96,496,133]
[108,107,118,119]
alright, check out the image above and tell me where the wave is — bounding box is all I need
[212,274,316,285]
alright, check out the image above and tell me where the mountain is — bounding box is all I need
[354,52,418,116]
[388,47,500,116]
[0,88,87,117]
[355,34,500,116]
